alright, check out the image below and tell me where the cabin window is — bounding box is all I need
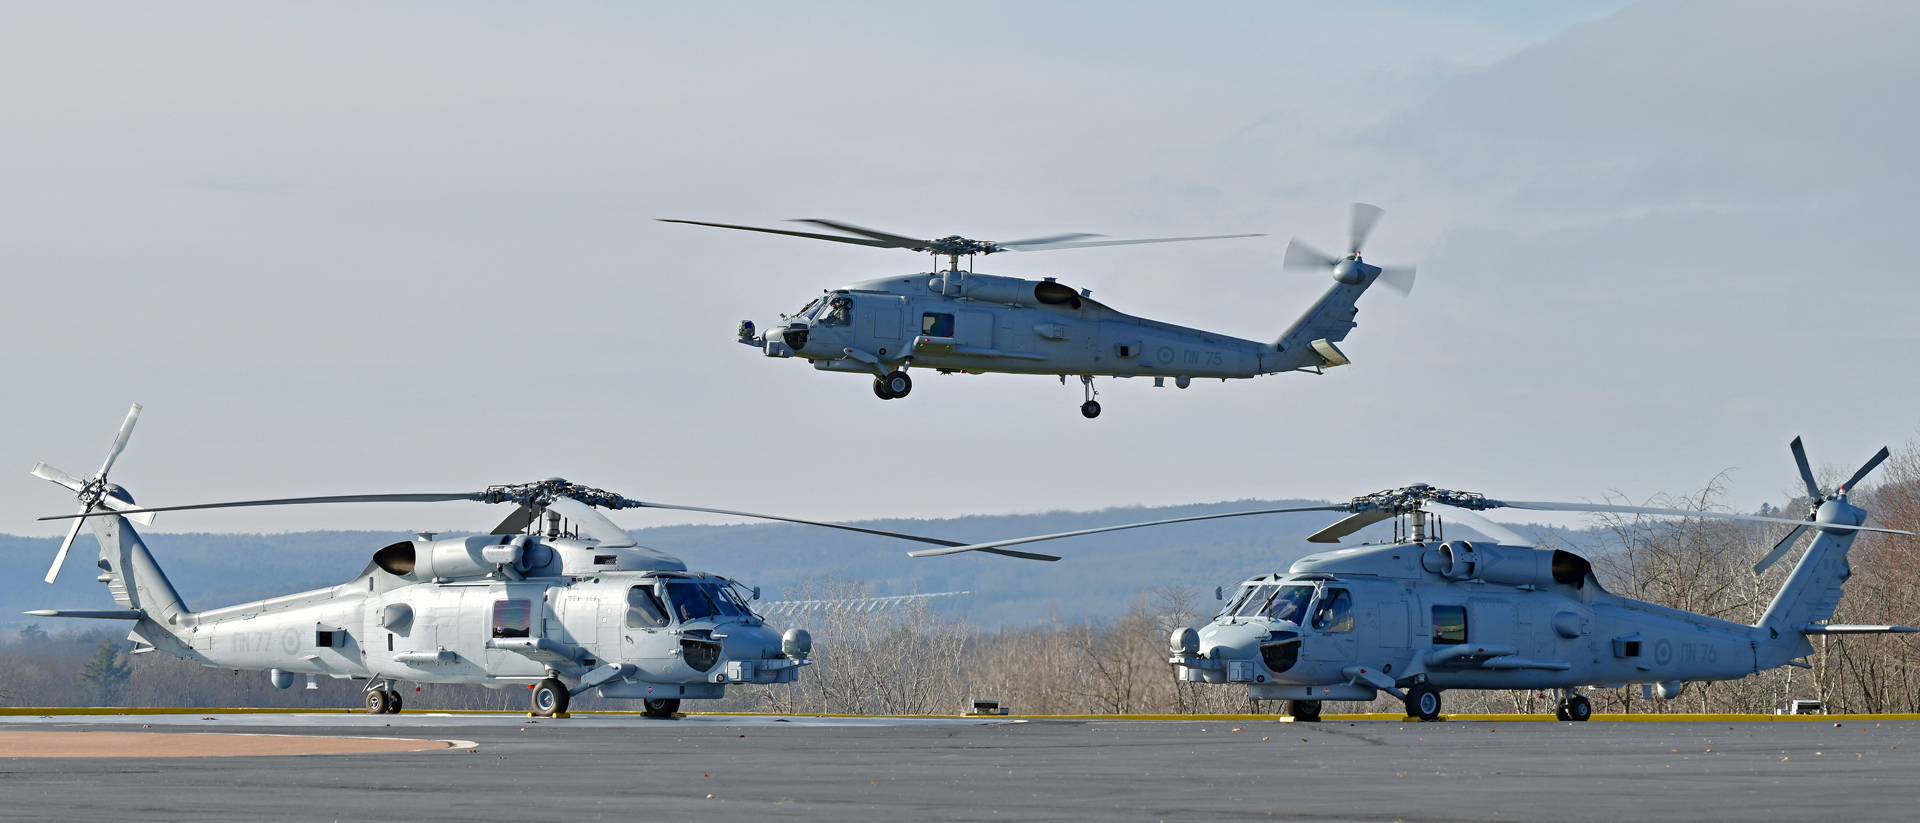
[922,312,954,337]
[492,600,532,638]
[626,586,670,629]
[1432,605,1468,645]
[1233,585,1279,618]
[1312,589,1354,633]
[662,580,719,622]
[1264,586,1317,625]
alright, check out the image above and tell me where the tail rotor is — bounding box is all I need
[33,404,156,583]
[1283,203,1416,297]
[1752,438,1893,575]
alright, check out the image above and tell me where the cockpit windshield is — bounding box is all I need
[1233,585,1280,618]
[791,297,821,319]
[1263,585,1316,624]
[660,579,751,622]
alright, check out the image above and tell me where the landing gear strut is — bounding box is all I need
[1079,375,1101,418]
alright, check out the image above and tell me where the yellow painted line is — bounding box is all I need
[6,707,1916,722]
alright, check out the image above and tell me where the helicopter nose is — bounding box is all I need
[776,323,812,352]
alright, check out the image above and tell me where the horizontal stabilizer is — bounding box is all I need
[24,609,145,620]
[1801,624,1919,634]
[1310,338,1351,368]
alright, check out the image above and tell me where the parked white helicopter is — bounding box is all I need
[664,204,1413,417]
[27,406,1042,717]
[889,439,1918,721]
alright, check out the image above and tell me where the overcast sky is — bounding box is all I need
[5,1,1916,539]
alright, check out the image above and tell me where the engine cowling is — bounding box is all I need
[1432,541,1592,588]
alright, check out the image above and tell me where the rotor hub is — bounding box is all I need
[1349,485,1491,515]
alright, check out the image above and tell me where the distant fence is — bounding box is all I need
[756,591,970,619]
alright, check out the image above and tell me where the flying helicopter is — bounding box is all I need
[878,438,1919,721]
[662,204,1414,418]
[24,405,1042,717]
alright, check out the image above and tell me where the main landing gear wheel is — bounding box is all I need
[873,378,894,400]
[642,698,681,718]
[882,371,911,398]
[1405,684,1442,721]
[1558,693,1592,722]
[385,690,403,714]
[531,678,570,717]
[365,689,392,715]
[1287,699,1322,721]
[1076,375,1101,418]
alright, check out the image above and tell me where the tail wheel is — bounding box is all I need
[1566,694,1592,722]
[1405,684,1442,721]
[1287,700,1322,722]
[364,689,392,715]
[883,371,912,398]
[872,378,895,400]
[642,698,681,718]
[531,678,570,717]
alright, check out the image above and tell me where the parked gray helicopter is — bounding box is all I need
[663,204,1413,417]
[26,406,1043,717]
[885,438,1918,721]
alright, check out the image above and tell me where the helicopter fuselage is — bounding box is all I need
[745,271,1360,381]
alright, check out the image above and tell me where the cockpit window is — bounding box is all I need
[662,580,718,622]
[1264,585,1316,624]
[1233,585,1279,617]
[626,585,669,629]
[706,583,749,617]
[1312,588,1354,633]
[819,295,853,326]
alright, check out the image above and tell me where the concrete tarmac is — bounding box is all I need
[1,713,1914,821]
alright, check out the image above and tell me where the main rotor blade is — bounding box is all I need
[490,503,539,536]
[1841,446,1892,493]
[1282,238,1337,270]
[97,495,158,526]
[1349,203,1384,254]
[1307,509,1394,543]
[31,462,86,492]
[997,232,1102,247]
[98,403,142,479]
[45,516,86,584]
[624,501,978,550]
[998,233,1263,252]
[657,219,901,249]
[908,505,1350,558]
[37,492,487,520]
[1789,436,1821,500]
[1496,500,1915,536]
[791,219,929,249]
[1424,502,1529,546]
[1377,266,1416,297]
[1753,523,1809,575]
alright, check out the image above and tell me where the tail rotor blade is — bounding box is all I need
[1283,238,1337,270]
[97,403,142,479]
[31,462,86,492]
[1377,266,1416,296]
[1753,524,1809,575]
[1841,447,1892,493]
[45,515,87,584]
[1789,436,1821,500]
[1348,203,1384,254]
